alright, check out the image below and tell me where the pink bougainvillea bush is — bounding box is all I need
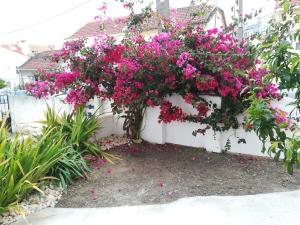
[25,1,300,175]
[26,17,280,139]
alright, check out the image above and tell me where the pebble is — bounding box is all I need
[98,135,130,150]
[1,184,63,225]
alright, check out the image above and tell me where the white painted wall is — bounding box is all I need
[9,95,73,133]
[0,47,28,89]
[9,94,295,157]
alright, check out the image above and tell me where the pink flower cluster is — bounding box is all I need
[55,72,79,90]
[272,108,295,129]
[176,52,193,68]
[25,81,55,98]
[159,101,186,123]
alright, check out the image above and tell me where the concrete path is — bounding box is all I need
[13,190,300,225]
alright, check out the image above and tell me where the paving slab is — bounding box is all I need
[13,190,300,225]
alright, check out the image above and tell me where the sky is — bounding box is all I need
[0,0,275,45]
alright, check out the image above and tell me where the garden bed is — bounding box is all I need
[57,142,300,208]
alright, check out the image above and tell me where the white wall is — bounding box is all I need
[9,94,295,157]
[0,48,28,89]
[9,95,73,133]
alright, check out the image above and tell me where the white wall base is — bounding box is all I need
[8,95,295,157]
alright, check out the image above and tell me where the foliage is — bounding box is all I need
[23,0,300,175]
[48,144,90,188]
[0,79,6,89]
[40,106,118,186]
[0,125,65,213]
[244,95,298,174]
[259,0,300,108]
[244,0,300,174]
[41,106,102,156]
[40,106,96,186]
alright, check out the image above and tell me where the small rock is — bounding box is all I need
[1,184,63,225]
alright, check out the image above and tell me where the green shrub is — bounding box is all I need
[42,106,117,161]
[0,127,65,213]
[48,144,90,188]
[0,79,6,89]
[41,106,102,156]
[40,106,117,187]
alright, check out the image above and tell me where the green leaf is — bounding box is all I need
[238,138,246,144]
[274,151,281,161]
[287,163,294,175]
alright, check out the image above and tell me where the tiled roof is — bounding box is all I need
[17,50,59,70]
[68,5,225,39]
[0,44,24,55]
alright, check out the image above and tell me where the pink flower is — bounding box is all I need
[159,101,186,123]
[90,188,97,200]
[184,93,195,104]
[97,4,107,11]
[183,64,196,79]
[146,99,156,107]
[166,191,174,197]
[196,103,209,117]
[123,3,130,9]
[159,180,165,188]
[176,52,193,67]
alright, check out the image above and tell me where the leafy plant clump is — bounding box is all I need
[0,124,65,213]
[244,0,300,174]
[0,104,116,213]
[0,79,6,89]
[40,106,116,187]
[41,106,102,156]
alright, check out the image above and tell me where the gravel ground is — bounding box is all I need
[0,185,63,225]
[57,141,300,208]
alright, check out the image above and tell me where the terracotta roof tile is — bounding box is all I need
[68,5,223,39]
[18,50,59,70]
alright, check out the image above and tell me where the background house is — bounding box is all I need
[243,2,300,52]
[0,44,28,90]
[0,41,55,90]
[17,50,59,88]
[67,5,227,42]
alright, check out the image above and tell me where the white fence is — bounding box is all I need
[8,95,296,157]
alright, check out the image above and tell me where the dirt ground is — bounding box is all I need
[57,142,300,208]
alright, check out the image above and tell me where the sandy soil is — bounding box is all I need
[57,142,300,208]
